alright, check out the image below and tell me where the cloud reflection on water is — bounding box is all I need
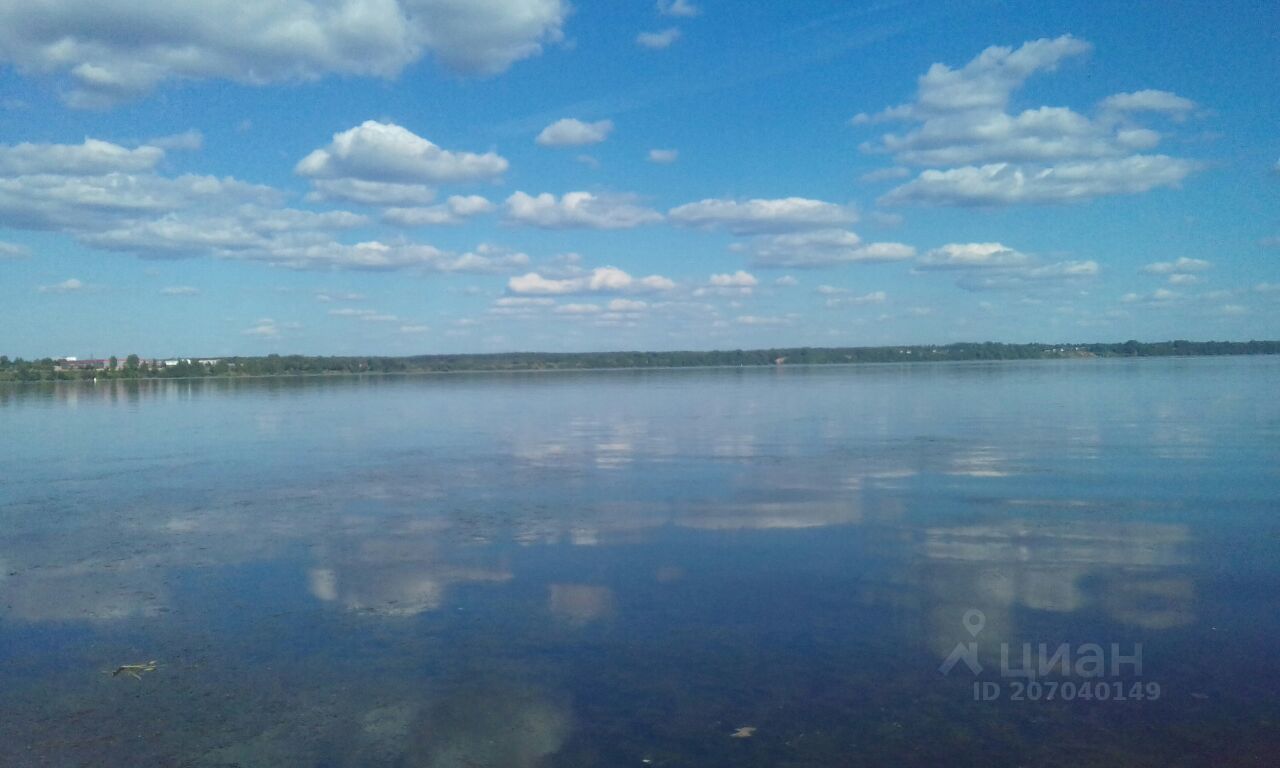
[914,512,1196,664]
[2,362,1275,766]
[548,584,615,625]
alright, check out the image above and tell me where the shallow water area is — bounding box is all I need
[2,357,1278,767]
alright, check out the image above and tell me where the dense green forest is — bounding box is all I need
[1,340,1277,382]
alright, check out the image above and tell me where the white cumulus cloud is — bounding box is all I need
[306,179,439,207]
[658,0,699,17]
[1099,90,1195,116]
[0,135,525,273]
[38,277,86,294]
[297,121,507,187]
[741,229,915,268]
[637,28,681,49]
[668,197,857,234]
[243,320,280,337]
[917,242,1031,270]
[507,266,676,295]
[709,271,758,288]
[147,130,204,151]
[536,118,614,147]
[0,0,570,107]
[505,191,662,229]
[855,36,1198,206]
[0,147,288,238]
[736,315,792,326]
[1141,257,1211,274]
[608,298,649,311]
[825,290,887,308]
[261,240,528,272]
[856,35,1092,121]
[554,303,602,315]
[881,156,1195,206]
[0,138,164,175]
[917,242,1098,291]
[1122,288,1181,304]
[383,195,495,226]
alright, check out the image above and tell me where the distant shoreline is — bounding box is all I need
[5,354,1279,388]
[2,340,1277,383]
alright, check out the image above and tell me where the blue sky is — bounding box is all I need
[1,0,1277,358]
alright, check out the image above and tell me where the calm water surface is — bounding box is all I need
[2,358,1278,767]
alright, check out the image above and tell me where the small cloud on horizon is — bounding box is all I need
[637,28,681,49]
[38,277,87,294]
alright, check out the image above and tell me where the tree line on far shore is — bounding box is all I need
[2,339,1278,382]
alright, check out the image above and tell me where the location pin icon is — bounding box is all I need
[963,609,986,638]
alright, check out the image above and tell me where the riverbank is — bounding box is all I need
[3,339,1277,383]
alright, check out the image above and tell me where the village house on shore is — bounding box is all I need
[53,356,224,371]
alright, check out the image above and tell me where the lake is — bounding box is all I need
[2,357,1278,767]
